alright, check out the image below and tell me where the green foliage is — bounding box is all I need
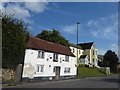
[2,14,29,70]
[103,50,118,73]
[36,29,70,46]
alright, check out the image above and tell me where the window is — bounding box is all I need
[65,55,69,62]
[37,65,44,72]
[79,50,80,54]
[64,67,70,73]
[93,50,94,55]
[92,59,94,64]
[53,67,56,72]
[82,51,84,54]
[53,53,58,62]
[96,51,97,55]
[73,48,75,53]
[37,50,44,59]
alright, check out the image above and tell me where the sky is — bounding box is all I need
[1,1,118,56]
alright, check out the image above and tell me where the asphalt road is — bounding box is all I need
[2,74,119,88]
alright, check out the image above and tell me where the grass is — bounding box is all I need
[78,66,106,78]
[3,79,17,86]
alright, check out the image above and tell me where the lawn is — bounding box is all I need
[77,66,106,78]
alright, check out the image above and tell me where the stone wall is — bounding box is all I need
[2,69,16,82]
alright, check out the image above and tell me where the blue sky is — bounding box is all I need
[1,2,118,55]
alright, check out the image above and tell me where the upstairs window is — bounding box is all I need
[53,53,58,62]
[64,67,70,73]
[37,65,44,72]
[65,55,69,62]
[37,50,44,59]
[96,51,97,55]
[93,50,94,55]
[92,59,94,65]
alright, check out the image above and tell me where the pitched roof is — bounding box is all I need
[80,55,87,59]
[77,42,94,50]
[69,43,82,49]
[26,37,75,57]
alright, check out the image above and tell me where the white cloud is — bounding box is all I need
[2,2,49,26]
[3,3,31,20]
[2,0,120,2]
[52,3,60,8]
[110,44,118,55]
[2,0,47,2]
[98,44,118,56]
[98,48,107,55]
[2,2,48,17]
[61,24,80,34]
[24,2,48,13]
[87,13,118,41]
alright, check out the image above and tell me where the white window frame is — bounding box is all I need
[37,50,45,59]
[64,67,70,73]
[65,55,69,62]
[53,53,58,62]
[37,65,44,73]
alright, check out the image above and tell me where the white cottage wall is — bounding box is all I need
[22,49,76,78]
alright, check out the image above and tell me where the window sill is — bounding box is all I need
[53,60,58,62]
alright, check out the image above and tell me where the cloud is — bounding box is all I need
[2,2,48,20]
[61,24,80,34]
[1,2,49,31]
[97,48,107,55]
[110,44,118,55]
[24,2,48,13]
[98,44,118,56]
[87,13,118,41]
[52,3,60,8]
[2,0,47,2]
[2,3,31,20]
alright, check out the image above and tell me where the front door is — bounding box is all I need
[55,66,60,80]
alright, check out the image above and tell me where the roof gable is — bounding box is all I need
[69,43,82,49]
[26,37,75,57]
[80,55,87,59]
[78,42,94,50]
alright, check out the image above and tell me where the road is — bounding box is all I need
[2,74,119,88]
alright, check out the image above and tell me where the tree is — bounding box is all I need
[36,29,70,46]
[103,50,118,73]
[2,14,29,70]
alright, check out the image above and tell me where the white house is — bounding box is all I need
[22,37,77,80]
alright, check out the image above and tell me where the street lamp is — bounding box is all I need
[77,22,80,66]
[76,22,80,78]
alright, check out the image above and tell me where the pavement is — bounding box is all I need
[2,74,119,88]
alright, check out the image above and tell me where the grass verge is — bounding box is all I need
[78,66,106,78]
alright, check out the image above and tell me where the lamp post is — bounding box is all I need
[77,22,80,66]
[76,22,80,78]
